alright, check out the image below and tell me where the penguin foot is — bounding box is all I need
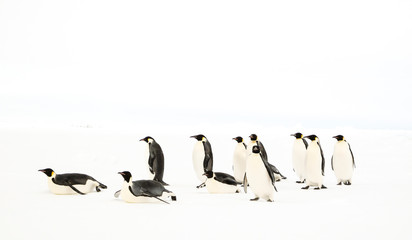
[337,182,342,185]
[314,187,320,190]
[196,183,206,189]
[321,185,327,189]
[235,190,240,193]
[96,187,101,192]
[344,181,351,185]
[296,181,304,184]
[267,199,274,202]
[171,196,177,201]
[301,186,310,190]
[250,197,260,201]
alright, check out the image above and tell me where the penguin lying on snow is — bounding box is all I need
[203,170,240,194]
[140,136,168,186]
[115,171,176,204]
[38,168,107,195]
[332,135,355,185]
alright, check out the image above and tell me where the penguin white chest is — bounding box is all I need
[47,178,97,195]
[246,155,274,199]
[119,182,154,203]
[333,142,354,180]
[233,144,247,182]
[205,178,239,194]
[192,142,206,181]
[305,143,323,186]
[292,139,307,181]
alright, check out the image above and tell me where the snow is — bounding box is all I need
[1,125,411,239]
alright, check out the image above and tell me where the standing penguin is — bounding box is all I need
[244,145,277,202]
[140,136,168,186]
[332,135,355,185]
[302,135,327,190]
[190,134,213,188]
[116,171,176,204]
[247,134,286,181]
[291,132,308,183]
[203,170,240,193]
[38,168,107,195]
[232,136,248,183]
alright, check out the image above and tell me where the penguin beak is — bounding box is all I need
[139,138,145,141]
[332,136,338,139]
[190,135,196,138]
[290,134,295,137]
[118,172,124,176]
[38,169,45,173]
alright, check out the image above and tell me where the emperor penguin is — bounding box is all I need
[247,134,268,161]
[232,136,248,183]
[140,136,168,186]
[190,134,213,188]
[244,145,277,202]
[247,134,287,181]
[301,135,327,190]
[38,168,107,195]
[116,171,176,204]
[291,132,308,183]
[332,135,355,185]
[203,171,240,193]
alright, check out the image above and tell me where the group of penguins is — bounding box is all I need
[39,132,356,203]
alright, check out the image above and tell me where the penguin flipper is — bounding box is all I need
[317,142,325,176]
[69,185,85,195]
[114,190,121,198]
[134,186,170,204]
[331,156,334,171]
[243,174,248,193]
[348,142,356,168]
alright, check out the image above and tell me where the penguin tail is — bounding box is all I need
[98,182,107,189]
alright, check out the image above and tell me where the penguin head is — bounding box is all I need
[333,135,345,141]
[291,132,303,139]
[203,171,214,179]
[190,134,206,141]
[118,171,132,182]
[38,168,55,177]
[140,136,154,143]
[249,134,258,141]
[304,135,318,141]
[252,145,260,154]
[232,136,243,143]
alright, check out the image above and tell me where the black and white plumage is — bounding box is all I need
[244,145,277,202]
[38,168,107,195]
[232,136,248,183]
[203,171,240,193]
[332,135,355,185]
[291,132,308,183]
[116,171,176,204]
[247,134,286,181]
[190,134,213,187]
[301,135,327,190]
[140,136,168,186]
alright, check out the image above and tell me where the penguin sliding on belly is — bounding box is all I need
[203,170,240,194]
[190,134,213,188]
[332,135,355,185]
[115,171,176,204]
[244,145,277,202]
[232,136,248,183]
[301,135,327,190]
[38,168,107,195]
[140,136,168,185]
[291,132,308,183]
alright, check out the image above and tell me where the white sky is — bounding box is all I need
[1,0,411,129]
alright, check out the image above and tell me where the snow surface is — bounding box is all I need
[1,125,411,239]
